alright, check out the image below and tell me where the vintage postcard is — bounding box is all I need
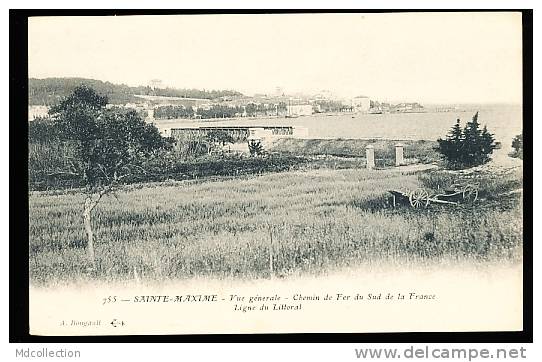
[26,12,525,336]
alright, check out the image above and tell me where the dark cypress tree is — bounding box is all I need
[462,111,482,165]
[449,119,464,165]
[480,125,496,163]
[437,119,464,169]
[436,112,497,169]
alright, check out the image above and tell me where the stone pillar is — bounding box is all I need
[365,145,375,169]
[395,143,404,166]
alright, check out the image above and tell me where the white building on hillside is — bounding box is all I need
[28,105,49,121]
[149,79,164,89]
[352,96,371,112]
[287,104,313,116]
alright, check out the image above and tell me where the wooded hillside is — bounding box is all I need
[29,78,243,105]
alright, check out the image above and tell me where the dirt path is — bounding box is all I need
[392,149,522,174]
[389,163,439,173]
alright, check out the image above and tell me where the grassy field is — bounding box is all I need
[29,166,523,286]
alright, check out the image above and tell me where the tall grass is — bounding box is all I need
[29,168,523,286]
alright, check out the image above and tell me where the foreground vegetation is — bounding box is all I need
[29,167,523,286]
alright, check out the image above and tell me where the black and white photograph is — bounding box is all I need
[18,11,528,337]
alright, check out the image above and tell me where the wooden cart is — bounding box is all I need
[389,183,479,208]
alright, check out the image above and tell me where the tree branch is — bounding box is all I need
[46,171,80,177]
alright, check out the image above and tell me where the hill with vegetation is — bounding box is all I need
[29,78,243,106]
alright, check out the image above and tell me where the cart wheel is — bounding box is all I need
[463,184,478,203]
[409,189,429,208]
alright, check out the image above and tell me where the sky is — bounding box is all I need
[28,12,523,104]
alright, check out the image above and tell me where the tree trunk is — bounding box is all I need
[269,226,274,279]
[83,195,96,268]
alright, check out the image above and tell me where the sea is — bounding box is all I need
[153,104,523,148]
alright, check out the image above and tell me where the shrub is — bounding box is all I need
[510,133,523,159]
[29,117,60,143]
[248,139,264,156]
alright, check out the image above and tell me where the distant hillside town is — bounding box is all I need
[28,78,425,121]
